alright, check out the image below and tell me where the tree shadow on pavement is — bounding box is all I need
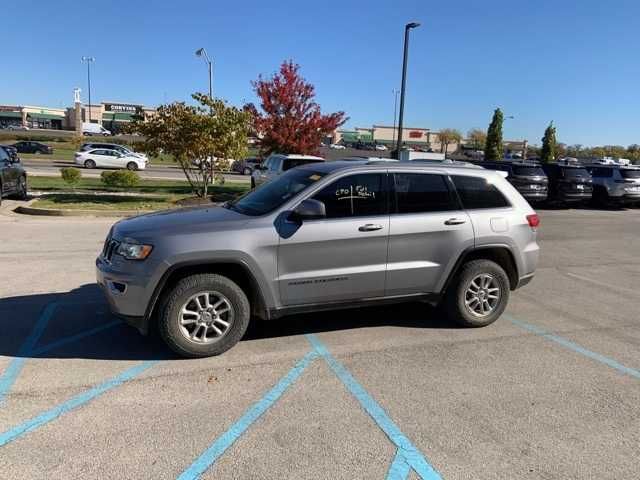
[0,284,459,361]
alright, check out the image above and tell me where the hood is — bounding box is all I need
[112,204,248,239]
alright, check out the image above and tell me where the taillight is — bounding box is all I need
[526,214,540,230]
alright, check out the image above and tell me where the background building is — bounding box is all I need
[334,125,449,152]
[0,105,67,129]
[66,101,156,133]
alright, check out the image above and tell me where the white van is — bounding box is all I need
[82,122,112,136]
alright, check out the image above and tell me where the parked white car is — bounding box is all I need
[375,144,388,151]
[329,143,346,150]
[75,149,147,170]
[82,122,112,136]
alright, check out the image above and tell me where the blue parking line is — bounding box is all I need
[31,319,122,356]
[0,302,58,404]
[0,360,157,447]
[177,350,318,480]
[506,314,640,380]
[386,449,411,479]
[305,334,442,480]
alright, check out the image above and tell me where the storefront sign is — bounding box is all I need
[104,103,140,113]
[409,131,423,139]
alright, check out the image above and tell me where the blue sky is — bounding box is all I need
[3,0,639,146]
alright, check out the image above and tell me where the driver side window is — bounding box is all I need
[312,173,387,218]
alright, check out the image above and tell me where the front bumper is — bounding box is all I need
[96,256,152,334]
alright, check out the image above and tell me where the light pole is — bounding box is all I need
[81,56,95,123]
[392,89,400,146]
[195,48,213,99]
[395,22,420,157]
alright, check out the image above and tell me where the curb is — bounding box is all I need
[14,206,150,218]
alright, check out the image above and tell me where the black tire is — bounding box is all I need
[15,175,27,200]
[444,259,510,328]
[243,167,252,176]
[126,162,138,171]
[84,159,96,169]
[158,274,251,358]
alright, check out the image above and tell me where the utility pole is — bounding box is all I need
[395,22,420,157]
[81,56,95,122]
[392,89,400,146]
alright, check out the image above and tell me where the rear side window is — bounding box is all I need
[451,175,510,209]
[621,169,640,179]
[313,173,387,218]
[283,158,323,171]
[393,173,458,213]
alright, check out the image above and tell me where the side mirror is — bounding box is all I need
[290,199,326,222]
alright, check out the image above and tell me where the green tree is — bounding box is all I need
[540,122,557,163]
[438,128,463,156]
[484,108,504,161]
[467,128,487,150]
[127,93,251,197]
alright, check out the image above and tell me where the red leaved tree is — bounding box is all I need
[247,61,347,155]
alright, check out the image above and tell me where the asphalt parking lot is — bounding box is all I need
[1,202,639,479]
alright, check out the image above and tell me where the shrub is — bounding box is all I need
[100,170,140,188]
[60,167,81,186]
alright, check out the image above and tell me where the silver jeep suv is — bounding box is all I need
[97,161,540,357]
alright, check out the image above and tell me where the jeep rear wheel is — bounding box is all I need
[445,259,510,327]
[158,274,250,358]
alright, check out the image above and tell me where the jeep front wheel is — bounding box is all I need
[445,259,510,327]
[158,274,250,358]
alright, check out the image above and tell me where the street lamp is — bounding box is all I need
[395,21,420,157]
[195,48,213,99]
[81,56,95,122]
[392,89,400,146]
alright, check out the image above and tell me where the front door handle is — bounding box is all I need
[444,218,466,226]
[358,224,384,232]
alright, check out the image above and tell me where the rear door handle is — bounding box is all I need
[444,218,466,226]
[358,224,384,232]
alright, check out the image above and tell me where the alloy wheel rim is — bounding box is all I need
[464,273,500,317]
[178,291,234,345]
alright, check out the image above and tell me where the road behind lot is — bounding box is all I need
[0,203,639,479]
[22,159,249,183]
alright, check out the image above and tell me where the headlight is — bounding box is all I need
[116,240,153,260]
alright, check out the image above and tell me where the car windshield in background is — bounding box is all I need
[621,169,640,179]
[513,166,545,176]
[282,158,324,171]
[227,168,327,216]
[562,168,590,178]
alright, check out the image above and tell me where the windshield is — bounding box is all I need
[621,169,640,179]
[228,168,327,216]
[513,166,545,176]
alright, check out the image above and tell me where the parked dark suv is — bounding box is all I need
[0,145,28,205]
[541,163,593,205]
[478,161,548,203]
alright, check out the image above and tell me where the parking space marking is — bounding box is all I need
[31,319,122,356]
[506,314,640,380]
[177,350,319,480]
[306,334,443,480]
[386,449,411,479]
[0,302,58,404]
[0,360,157,447]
